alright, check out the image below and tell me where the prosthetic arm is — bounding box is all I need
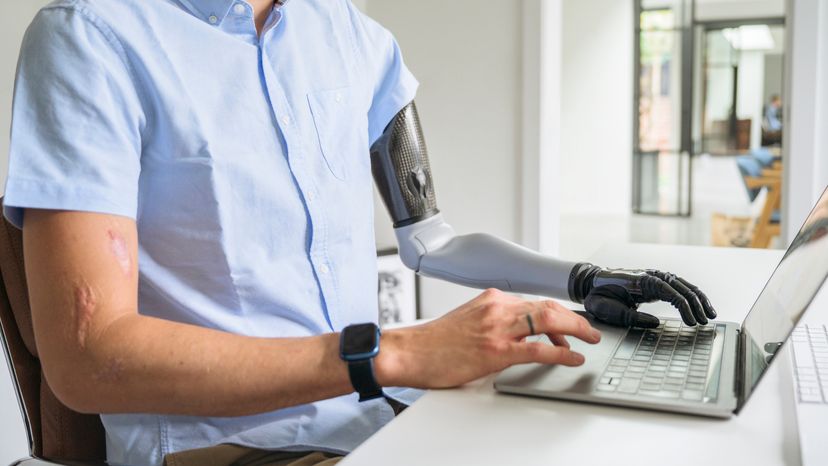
[370,102,717,328]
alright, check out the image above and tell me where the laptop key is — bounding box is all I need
[614,331,642,359]
[682,390,704,401]
[617,379,641,394]
[799,391,822,403]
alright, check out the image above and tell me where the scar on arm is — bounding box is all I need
[73,283,97,351]
[107,229,132,276]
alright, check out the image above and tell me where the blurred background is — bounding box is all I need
[2,0,828,463]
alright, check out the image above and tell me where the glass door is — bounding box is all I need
[633,0,694,216]
[700,22,785,155]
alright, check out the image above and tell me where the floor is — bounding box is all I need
[559,154,773,262]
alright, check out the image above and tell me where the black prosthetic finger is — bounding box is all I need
[640,275,696,326]
[647,271,708,325]
[584,293,654,328]
[676,276,717,319]
[633,311,660,329]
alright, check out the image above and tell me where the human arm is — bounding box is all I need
[372,102,718,328]
[23,209,356,416]
[24,209,599,415]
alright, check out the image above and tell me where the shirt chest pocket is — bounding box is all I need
[307,86,368,181]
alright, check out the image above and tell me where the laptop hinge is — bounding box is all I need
[734,329,747,409]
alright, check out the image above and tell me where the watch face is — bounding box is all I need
[342,323,379,358]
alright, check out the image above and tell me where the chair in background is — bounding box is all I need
[0,198,107,465]
[750,147,782,170]
[735,156,782,248]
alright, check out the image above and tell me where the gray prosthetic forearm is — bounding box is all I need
[370,102,578,301]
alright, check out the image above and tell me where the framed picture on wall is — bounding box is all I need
[376,248,419,327]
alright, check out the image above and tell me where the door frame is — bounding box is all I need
[632,0,695,217]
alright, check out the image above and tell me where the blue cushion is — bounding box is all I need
[771,210,781,223]
[736,155,764,201]
[751,147,775,167]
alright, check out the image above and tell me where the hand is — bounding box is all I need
[374,289,602,389]
[569,263,717,328]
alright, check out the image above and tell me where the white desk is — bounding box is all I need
[342,243,822,466]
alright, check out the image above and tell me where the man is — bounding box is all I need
[4,1,714,465]
[765,94,783,132]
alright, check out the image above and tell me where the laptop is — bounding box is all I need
[495,186,828,418]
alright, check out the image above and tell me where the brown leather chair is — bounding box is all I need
[0,199,107,465]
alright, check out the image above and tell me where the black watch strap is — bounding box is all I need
[347,358,384,402]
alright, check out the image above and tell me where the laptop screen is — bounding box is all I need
[740,187,828,405]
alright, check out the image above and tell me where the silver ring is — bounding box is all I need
[526,314,536,335]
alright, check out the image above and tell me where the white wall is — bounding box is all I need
[1,3,49,463]
[784,0,828,241]
[735,51,764,150]
[560,0,633,216]
[818,1,828,194]
[366,0,526,317]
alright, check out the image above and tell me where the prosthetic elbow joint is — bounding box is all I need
[371,102,453,271]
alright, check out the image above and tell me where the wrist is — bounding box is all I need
[569,262,600,303]
[373,329,408,387]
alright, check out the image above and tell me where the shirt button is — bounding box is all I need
[335,93,343,103]
[208,14,218,24]
[281,115,291,126]
[307,192,316,202]
[319,264,330,275]
[233,3,246,14]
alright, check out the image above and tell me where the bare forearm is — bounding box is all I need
[50,313,352,416]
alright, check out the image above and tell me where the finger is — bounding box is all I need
[647,270,708,325]
[584,293,660,328]
[548,333,571,349]
[641,275,696,326]
[632,311,660,329]
[512,341,585,366]
[513,301,601,344]
[675,276,717,319]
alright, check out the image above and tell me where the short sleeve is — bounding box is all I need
[3,6,145,229]
[344,1,419,144]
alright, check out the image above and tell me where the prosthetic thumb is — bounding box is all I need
[584,286,660,329]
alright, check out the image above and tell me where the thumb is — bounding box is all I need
[584,292,659,328]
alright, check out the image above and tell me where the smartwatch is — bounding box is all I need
[339,323,384,402]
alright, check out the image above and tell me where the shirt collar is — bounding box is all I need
[179,0,290,26]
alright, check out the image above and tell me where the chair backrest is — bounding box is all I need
[0,199,106,461]
[735,155,764,202]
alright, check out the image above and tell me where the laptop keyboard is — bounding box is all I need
[596,320,715,402]
[791,324,828,404]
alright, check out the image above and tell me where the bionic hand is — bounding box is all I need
[370,102,716,328]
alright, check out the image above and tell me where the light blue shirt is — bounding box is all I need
[4,0,421,464]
